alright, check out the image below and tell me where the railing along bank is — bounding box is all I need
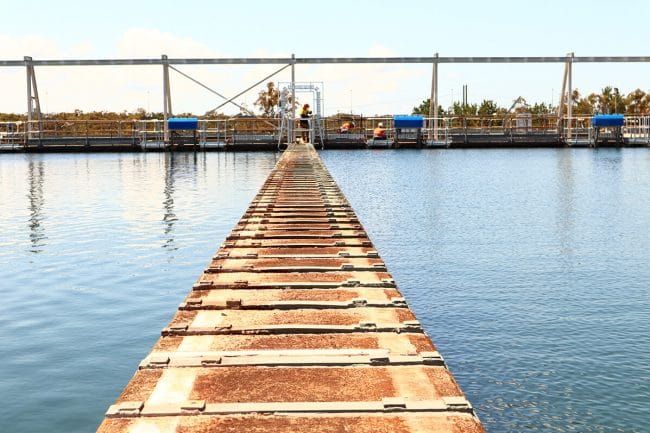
[1,115,649,147]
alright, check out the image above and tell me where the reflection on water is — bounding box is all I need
[556,150,575,262]
[162,153,178,251]
[27,157,46,253]
[0,151,279,433]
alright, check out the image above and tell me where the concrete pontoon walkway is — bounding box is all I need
[96,143,485,433]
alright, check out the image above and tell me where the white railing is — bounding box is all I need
[2,115,649,148]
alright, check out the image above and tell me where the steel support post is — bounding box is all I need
[162,54,172,144]
[429,53,439,141]
[567,52,574,140]
[558,58,569,140]
[290,54,296,143]
[24,56,42,141]
[25,56,32,140]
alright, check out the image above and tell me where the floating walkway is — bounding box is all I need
[96,143,485,433]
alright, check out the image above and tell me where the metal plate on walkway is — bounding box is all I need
[96,143,484,433]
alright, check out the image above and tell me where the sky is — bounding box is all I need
[1,0,649,116]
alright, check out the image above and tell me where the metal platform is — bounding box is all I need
[95,142,485,433]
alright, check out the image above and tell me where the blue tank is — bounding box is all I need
[168,117,199,130]
[393,115,424,129]
[592,114,624,127]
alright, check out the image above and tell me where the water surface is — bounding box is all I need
[323,148,650,433]
[1,148,649,432]
[0,151,279,432]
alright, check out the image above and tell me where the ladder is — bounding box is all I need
[277,82,326,150]
[312,114,325,149]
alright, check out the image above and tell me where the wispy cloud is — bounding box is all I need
[0,31,429,115]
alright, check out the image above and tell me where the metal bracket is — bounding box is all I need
[226,298,242,308]
[181,400,206,413]
[391,297,407,307]
[442,396,473,411]
[383,397,407,410]
[181,298,203,307]
[420,351,444,365]
[193,280,214,290]
[106,401,144,418]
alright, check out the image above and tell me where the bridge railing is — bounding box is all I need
[0,119,140,147]
[0,121,27,149]
[560,116,593,145]
[624,115,650,144]
[2,115,649,148]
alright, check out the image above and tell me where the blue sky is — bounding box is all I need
[1,0,649,115]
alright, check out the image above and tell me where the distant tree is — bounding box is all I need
[412,98,444,116]
[625,89,650,114]
[566,90,594,115]
[477,100,499,116]
[450,102,478,116]
[597,86,615,114]
[528,102,554,115]
[586,92,600,113]
[254,82,280,116]
[412,98,429,115]
[0,113,25,121]
[573,98,594,115]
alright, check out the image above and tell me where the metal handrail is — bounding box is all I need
[2,115,649,147]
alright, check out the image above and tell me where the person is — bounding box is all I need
[373,122,387,139]
[338,121,355,133]
[299,103,312,142]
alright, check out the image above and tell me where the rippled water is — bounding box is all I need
[0,152,279,433]
[323,149,650,433]
[1,149,649,432]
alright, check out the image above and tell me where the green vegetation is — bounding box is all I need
[2,85,649,123]
[254,82,280,116]
[412,87,650,116]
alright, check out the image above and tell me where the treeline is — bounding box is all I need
[0,108,228,122]
[412,87,650,116]
[3,86,650,122]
